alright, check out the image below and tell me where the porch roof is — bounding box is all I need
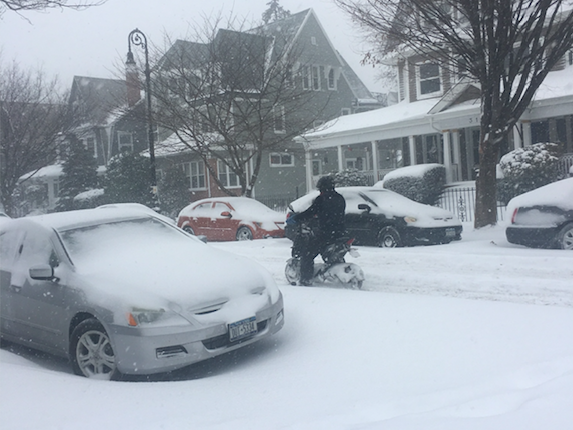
[297,68,573,150]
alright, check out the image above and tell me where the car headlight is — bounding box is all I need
[404,216,417,223]
[127,308,189,327]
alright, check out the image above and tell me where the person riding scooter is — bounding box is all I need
[286,176,346,286]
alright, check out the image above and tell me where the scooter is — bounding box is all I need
[284,216,365,289]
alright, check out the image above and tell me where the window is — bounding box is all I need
[301,65,310,90]
[183,161,206,190]
[311,36,317,46]
[417,63,441,98]
[269,152,294,167]
[118,132,133,152]
[81,135,96,158]
[273,105,286,133]
[312,65,321,90]
[327,68,336,90]
[217,160,240,188]
[312,159,322,176]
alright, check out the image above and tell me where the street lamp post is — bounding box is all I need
[126,28,157,195]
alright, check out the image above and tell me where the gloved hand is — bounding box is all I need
[286,214,297,225]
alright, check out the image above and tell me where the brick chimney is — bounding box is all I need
[125,51,141,107]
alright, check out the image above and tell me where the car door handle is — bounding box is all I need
[10,284,22,293]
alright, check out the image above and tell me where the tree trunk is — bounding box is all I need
[474,137,499,228]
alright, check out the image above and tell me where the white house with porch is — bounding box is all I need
[295,57,573,192]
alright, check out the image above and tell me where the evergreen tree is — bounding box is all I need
[103,152,155,207]
[262,0,290,24]
[55,140,99,212]
[157,165,190,218]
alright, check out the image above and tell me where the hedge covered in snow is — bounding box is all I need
[376,163,446,205]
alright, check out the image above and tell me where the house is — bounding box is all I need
[151,8,381,205]
[295,19,573,192]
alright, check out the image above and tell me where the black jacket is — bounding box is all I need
[297,189,346,243]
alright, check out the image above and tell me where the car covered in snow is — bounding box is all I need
[505,178,573,250]
[287,186,462,247]
[177,197,285,241]
[0,207,284,379]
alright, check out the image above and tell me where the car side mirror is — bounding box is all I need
[358,204,371,213]
[221,211,232,218]
[29,264,55,281]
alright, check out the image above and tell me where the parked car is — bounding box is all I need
[505,178,573,250]
[0,207,284,379]
[287,186,462,247]
[177,197,285,241]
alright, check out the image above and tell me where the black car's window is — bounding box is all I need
[0,230,25,269]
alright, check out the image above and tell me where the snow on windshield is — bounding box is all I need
[58,218,278,312]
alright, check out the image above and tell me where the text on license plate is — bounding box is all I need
[229,316,258,342]
[445,228,456,237]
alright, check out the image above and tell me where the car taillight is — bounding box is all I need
[511,208,519,224]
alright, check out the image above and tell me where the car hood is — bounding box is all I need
[65,232,280,316]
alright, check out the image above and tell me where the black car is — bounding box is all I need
[505,178,573,250]
[287,186,462,247]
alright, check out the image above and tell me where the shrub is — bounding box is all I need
[497,142,562,204]
[103,152,156,207]
[380,164,446,205]
[331,169,369,187]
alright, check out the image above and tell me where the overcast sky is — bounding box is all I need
[1,0,383,92]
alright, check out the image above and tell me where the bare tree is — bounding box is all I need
[335,0,573,228]
[0,59,77,215]
[0,0,105,15]
[151,17,329,197]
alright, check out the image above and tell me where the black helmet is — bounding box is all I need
[317,175,335,192]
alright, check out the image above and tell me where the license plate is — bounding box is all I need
[445,228,456,237]
[228,317,257,342]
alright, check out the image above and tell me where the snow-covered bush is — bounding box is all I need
[332,169,369,187]
[497,142,562,204]
[73,188,105,210]
[377,164,446,205]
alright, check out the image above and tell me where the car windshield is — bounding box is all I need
[59,217,189,262]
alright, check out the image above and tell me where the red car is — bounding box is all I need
[177,197,286,241]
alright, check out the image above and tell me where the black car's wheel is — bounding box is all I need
[377,226,402,248]
[70,318,118,380]
[183,225,195,235]
[556,223,573,250]
[236,226,253,241]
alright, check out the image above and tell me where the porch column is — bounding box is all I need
[522,121,532,147]
[512,123,522,150]
[452,129,461,182]
[337,145,344,171]
[442,130,453,183]
[408,135,416,165]
[305,148,313,193]
[371,140,379,183]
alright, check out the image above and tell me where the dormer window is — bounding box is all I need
[311,36,317,46]
[416,62,442,98]
[327,67,336,90]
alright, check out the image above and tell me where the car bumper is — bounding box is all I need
[109,293,284,375]
[506,225,559,248]
[403,225,463,245]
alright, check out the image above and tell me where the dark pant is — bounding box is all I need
[299,239,322,283]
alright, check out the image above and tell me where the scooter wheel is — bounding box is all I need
[285,258,301,286]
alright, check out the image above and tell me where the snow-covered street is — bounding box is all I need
[1,223,572,430]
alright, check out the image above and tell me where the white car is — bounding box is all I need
[0,207,284,379]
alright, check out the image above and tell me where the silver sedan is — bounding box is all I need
[0,207,284,379]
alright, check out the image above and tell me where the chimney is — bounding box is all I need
[125,51,141,107]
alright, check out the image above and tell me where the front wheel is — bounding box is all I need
[285,258,301,285]
[236,226,253,241]
[70,318,118,380]
[556,223,573,250]
[377,226,402,248]
[183,225,195,235]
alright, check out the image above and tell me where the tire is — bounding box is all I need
[285,258,301,285]
[236,226,253,241]
[70,318,118,380]
[183,226,195,235]
[377,226,402,248]
[347,278,363,290]
[556,223,573,250]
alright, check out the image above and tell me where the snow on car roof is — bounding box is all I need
[507,177,573,213]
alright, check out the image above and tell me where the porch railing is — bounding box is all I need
[437,187,506,223]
